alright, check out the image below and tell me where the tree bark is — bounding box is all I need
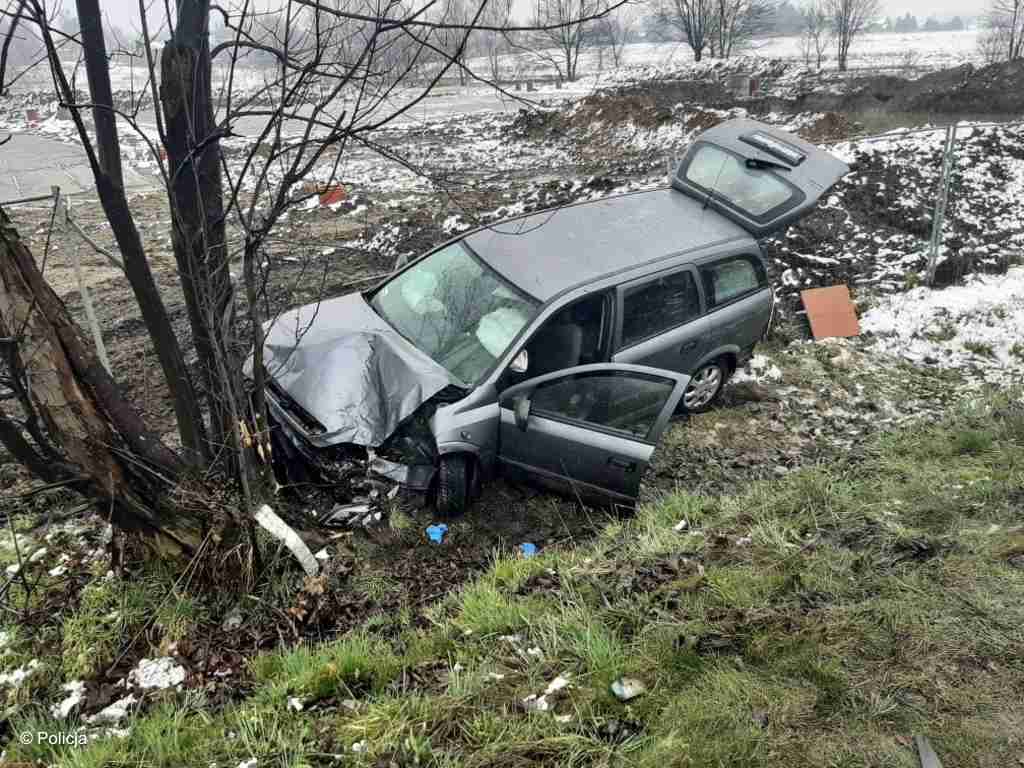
[74,0,210,467]
[160,0,239,469]
[0,210,211,557]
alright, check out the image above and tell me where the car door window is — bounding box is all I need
[621,270,701,347]
[700,256,766,309]
[530,371,675,441]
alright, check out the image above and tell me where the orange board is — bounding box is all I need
[800,284,860,339]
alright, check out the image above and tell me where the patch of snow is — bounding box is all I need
[128,657,187,690]
[87,694,137,724]
[861,266,1024,384]
[0,659,39,687]
[50,680,86,719]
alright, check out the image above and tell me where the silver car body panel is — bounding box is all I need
[261,292,454,447]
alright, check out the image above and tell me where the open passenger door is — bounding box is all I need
[497,364,688,508]
[672,118,850,239]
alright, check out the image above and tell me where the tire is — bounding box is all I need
[437,454,470,517]
[682,359,728,413]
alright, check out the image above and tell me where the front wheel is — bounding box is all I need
[437,454,470,517]
[682,360,727,413]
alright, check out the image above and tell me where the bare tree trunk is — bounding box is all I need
[73,0,210,466]
[0,210,211,558]
[160,0,239,470]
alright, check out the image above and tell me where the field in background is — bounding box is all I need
[465,29,982,83]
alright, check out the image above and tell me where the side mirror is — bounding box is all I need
[513,395,531,432]
[510,349,529,374]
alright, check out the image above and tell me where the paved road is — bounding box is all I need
[0,83,576,202]
[0,131,153,202]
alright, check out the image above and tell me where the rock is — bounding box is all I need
[610,677,645,702]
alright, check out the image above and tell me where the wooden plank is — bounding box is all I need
[800,284,860,340]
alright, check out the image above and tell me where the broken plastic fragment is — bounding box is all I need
[254,505,319,576]
[522,693,550,712]
[322,502,371,528]
[519,542,537,557]
[426,524,448,543]
[545,675,570,695]
[610,677,646,702]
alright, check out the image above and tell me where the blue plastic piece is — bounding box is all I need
[426,524,448,543]
[519,542,537,557]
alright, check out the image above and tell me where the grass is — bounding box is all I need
[5,392,1024,767]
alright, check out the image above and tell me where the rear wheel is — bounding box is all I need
[683,359,727,413]
[437,454,470,517]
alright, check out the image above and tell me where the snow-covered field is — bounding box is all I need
[471,29,982,84]
[861,267,1024,385]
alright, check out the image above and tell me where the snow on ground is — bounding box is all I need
[468,30,982,84]
[860,266,1024,385]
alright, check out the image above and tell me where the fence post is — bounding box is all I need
[926,123,957,286]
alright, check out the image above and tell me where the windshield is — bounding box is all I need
[684,143,798,219]
[370,243,540,384]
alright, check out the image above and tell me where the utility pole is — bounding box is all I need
[926,123,958,286]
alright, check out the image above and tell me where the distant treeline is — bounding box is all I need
[641,3,973,40]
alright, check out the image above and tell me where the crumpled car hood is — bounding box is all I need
[260,292,454,447]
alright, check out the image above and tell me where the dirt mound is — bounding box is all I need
[789,60,1024,117]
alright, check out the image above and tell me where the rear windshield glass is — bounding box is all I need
[684,143,798,219]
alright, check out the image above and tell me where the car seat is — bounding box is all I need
[528,323,583,377]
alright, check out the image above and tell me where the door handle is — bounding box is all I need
[607,457,637,473]
[680,340,699,352]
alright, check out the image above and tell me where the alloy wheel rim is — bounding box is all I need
[683,365,722,409]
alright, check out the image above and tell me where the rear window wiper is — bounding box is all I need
[745,158,792,172]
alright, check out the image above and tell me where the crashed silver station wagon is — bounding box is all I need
[256,119,849,517]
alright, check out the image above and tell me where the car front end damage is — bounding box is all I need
[249,290,470,526]
[264,371,468,527]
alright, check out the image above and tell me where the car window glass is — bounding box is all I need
[371,243,540,385]
[530,372,674,440]
[622,270,700,347]
[685,144,796,218]
[701,257,762,308]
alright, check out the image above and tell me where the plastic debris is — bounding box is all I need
[426,523,448,543]
[522,693,551,712]
[322,502,372,528]
[255,505,319,576]
[673,519,689,532]
[287,696,304,712]
[915,735,944,768]
[519,542,537,557]
[545,675,570,695]
[610,677,646,702]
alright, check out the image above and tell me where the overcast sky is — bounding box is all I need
[100,0,979,37]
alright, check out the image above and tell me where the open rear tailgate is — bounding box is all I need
[671,118,850,239]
